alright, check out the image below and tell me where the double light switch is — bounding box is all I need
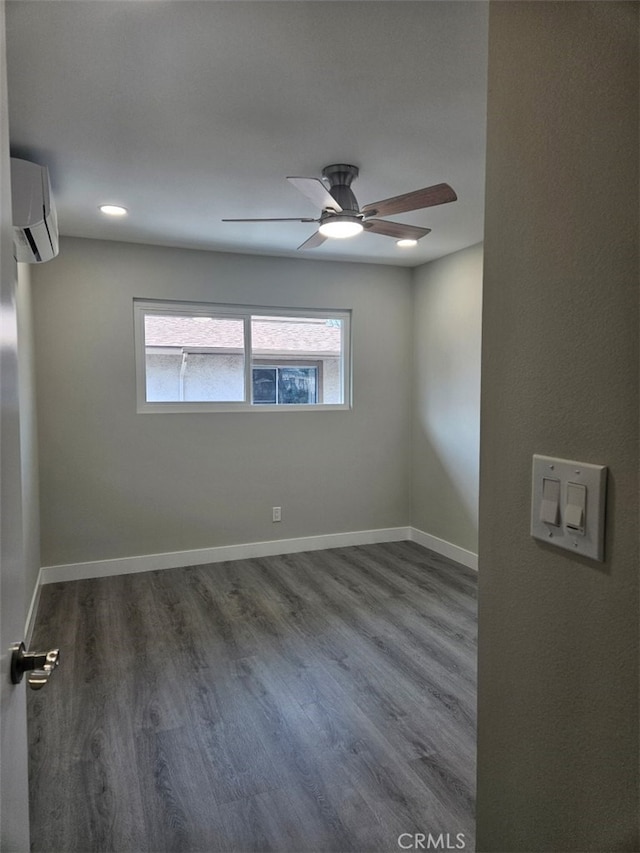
[540,478,586,533]
[531,455,607,561]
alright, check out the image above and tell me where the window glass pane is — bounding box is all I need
[252,368,277,404]
[251,315,343,404]
[278,367,317,404]
[143,314,245,402]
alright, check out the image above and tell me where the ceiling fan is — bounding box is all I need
[222,164,457,250]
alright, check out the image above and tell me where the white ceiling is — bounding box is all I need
[6,1,488,268]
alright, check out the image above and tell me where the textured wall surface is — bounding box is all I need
[477,3,639,851]
[31,237,413,566]
[146,353,246,402]
[411,243,482,552]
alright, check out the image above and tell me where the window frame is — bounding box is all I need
[134,299,351,413]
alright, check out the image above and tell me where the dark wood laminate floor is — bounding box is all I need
[28,541,477,853]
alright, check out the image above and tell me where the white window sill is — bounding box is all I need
[137,402,352,414]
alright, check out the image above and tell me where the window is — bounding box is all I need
[252,364,320,405]
[134,300,351,412]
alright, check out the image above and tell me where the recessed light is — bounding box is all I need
[99,204,128,217]
[396,239,418,248]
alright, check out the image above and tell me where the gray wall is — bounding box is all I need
[477,3,639,851]
[31,237,413,566]
[411,243,482,553]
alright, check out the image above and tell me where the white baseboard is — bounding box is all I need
[410,527,478,571]
[38,525,478,585]
[40,527,412,584]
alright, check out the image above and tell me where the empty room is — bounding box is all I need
[1,3,638,853]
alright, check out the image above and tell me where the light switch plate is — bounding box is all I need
[531,455,607,561]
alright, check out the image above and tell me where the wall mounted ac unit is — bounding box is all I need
[10,157,59,264]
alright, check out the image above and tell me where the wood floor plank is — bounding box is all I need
[274,550,476,732]
[28,542,477,852]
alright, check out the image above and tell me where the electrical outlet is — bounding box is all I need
[272,506,282,522]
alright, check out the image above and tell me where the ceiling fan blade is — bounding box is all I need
[363,220,431,240]
[297,230,328,250]
[287,177,342,213]
[222,217,318,223]
[362,183,457,218]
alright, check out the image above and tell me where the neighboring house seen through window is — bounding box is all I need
[134,300,350,412]
[252,364,320,405]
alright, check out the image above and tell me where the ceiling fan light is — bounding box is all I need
[318,217,363,239]
[396,238,418,247]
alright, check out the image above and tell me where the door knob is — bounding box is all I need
[10,642,60,690]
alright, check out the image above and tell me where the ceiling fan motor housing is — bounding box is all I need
[322,164,361,215]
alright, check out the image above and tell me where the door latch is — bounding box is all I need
[10,642,60,690]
